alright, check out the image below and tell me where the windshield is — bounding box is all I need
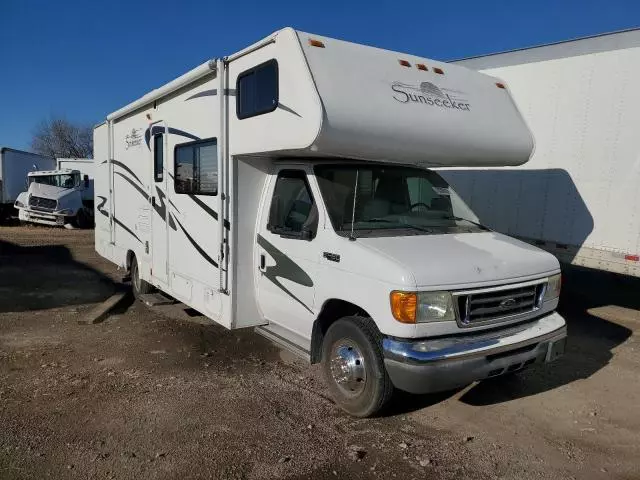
[314,164,485,237]
[29,173,80,189]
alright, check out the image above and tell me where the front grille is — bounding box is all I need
[456,283,546,326]
[28,196,57,212]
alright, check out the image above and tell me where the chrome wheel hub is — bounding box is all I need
[330,341,367,396]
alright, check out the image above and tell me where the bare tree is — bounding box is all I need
[31,117,93,158]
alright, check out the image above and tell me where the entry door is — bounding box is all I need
[256,168,320,338]
[151,130,168,284]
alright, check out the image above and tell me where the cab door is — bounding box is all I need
[255,167,321,340]
[150,129,168,285]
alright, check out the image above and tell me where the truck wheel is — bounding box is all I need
[75,208,91,229]
[321,316,394,417]
[130,255,153,299]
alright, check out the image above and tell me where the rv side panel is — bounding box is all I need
[230,156,272,328]
[94,123,112,260]
[101,72,232,326]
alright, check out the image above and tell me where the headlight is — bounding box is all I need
[543,273,562,301]
[57,208,73,215]
[390,291,456,324]
[15,200,24,208]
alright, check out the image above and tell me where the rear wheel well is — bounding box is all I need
[310,299,371,364]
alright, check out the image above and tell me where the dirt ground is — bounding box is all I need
[0,226,638,480]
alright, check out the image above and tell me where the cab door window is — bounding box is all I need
[268,170,317,239]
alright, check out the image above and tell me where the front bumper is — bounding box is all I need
[18,208,70,226]
[382,312,567,394]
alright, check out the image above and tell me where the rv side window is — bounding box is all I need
[268,170,317,239]
[154,134,163,182]
[174,138,218,195]
[237,60,278,119]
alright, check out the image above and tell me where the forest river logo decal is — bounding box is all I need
[392,81,471,111]
[124,128,143,149]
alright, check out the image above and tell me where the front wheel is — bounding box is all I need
[321,316,394,417]
[130,255,154,299]
[75,208,92,229]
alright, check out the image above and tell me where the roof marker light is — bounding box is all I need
[416,63,428,71]
[433,67,444,74]
[398,59,411,67]
[496,82,506,89]
[308,39,325,48]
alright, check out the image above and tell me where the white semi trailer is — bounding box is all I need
[0,147,55,221]
[95,28,566,416]
[444,29,640,277]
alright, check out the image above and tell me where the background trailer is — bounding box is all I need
[0,147,55,220]
[444,28,640,277]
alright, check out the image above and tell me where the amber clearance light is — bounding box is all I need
[390,291,417,324]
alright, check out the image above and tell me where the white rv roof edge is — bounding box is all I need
[225,28,287,62]
[106,59,217,122]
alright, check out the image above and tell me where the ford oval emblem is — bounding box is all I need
[499,298,517,308]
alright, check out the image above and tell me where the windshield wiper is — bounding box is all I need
[441,215,491,231]
[344,218,435,233]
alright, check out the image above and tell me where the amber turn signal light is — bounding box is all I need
[308,39,325,48]
[390,291,417,324]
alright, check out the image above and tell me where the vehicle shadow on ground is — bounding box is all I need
[0,239,117,313]
[384,389,463,416]
[459,265,634,406]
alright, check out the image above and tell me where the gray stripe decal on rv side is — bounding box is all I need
[185,88,236,100]
[100,160,143,185]
[115,172,149,201]
[185,89,217,100]
[144,126,200,149]
[96,196,108,217]
[256,234,313,314]
[174,216,218,268]
[168,197,180,213]
[113,216,142,244]
[277,103,302,117]
[153,187,177,231]
[167,172,230,230]
[184,89,301,117]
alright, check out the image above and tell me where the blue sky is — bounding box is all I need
[1,0,638,151]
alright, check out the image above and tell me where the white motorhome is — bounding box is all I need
[94,28,566,416]
[0,147,55,221]
[446,29,640,278]
[15,166,94,227]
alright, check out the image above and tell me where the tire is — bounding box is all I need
[130,255,153,299]
[321,316,394,417]
[75,208,91,229]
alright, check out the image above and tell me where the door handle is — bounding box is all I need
[259,254,266,271]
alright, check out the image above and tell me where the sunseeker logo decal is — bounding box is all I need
[391,81,471,111]
[125,128,143,149]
